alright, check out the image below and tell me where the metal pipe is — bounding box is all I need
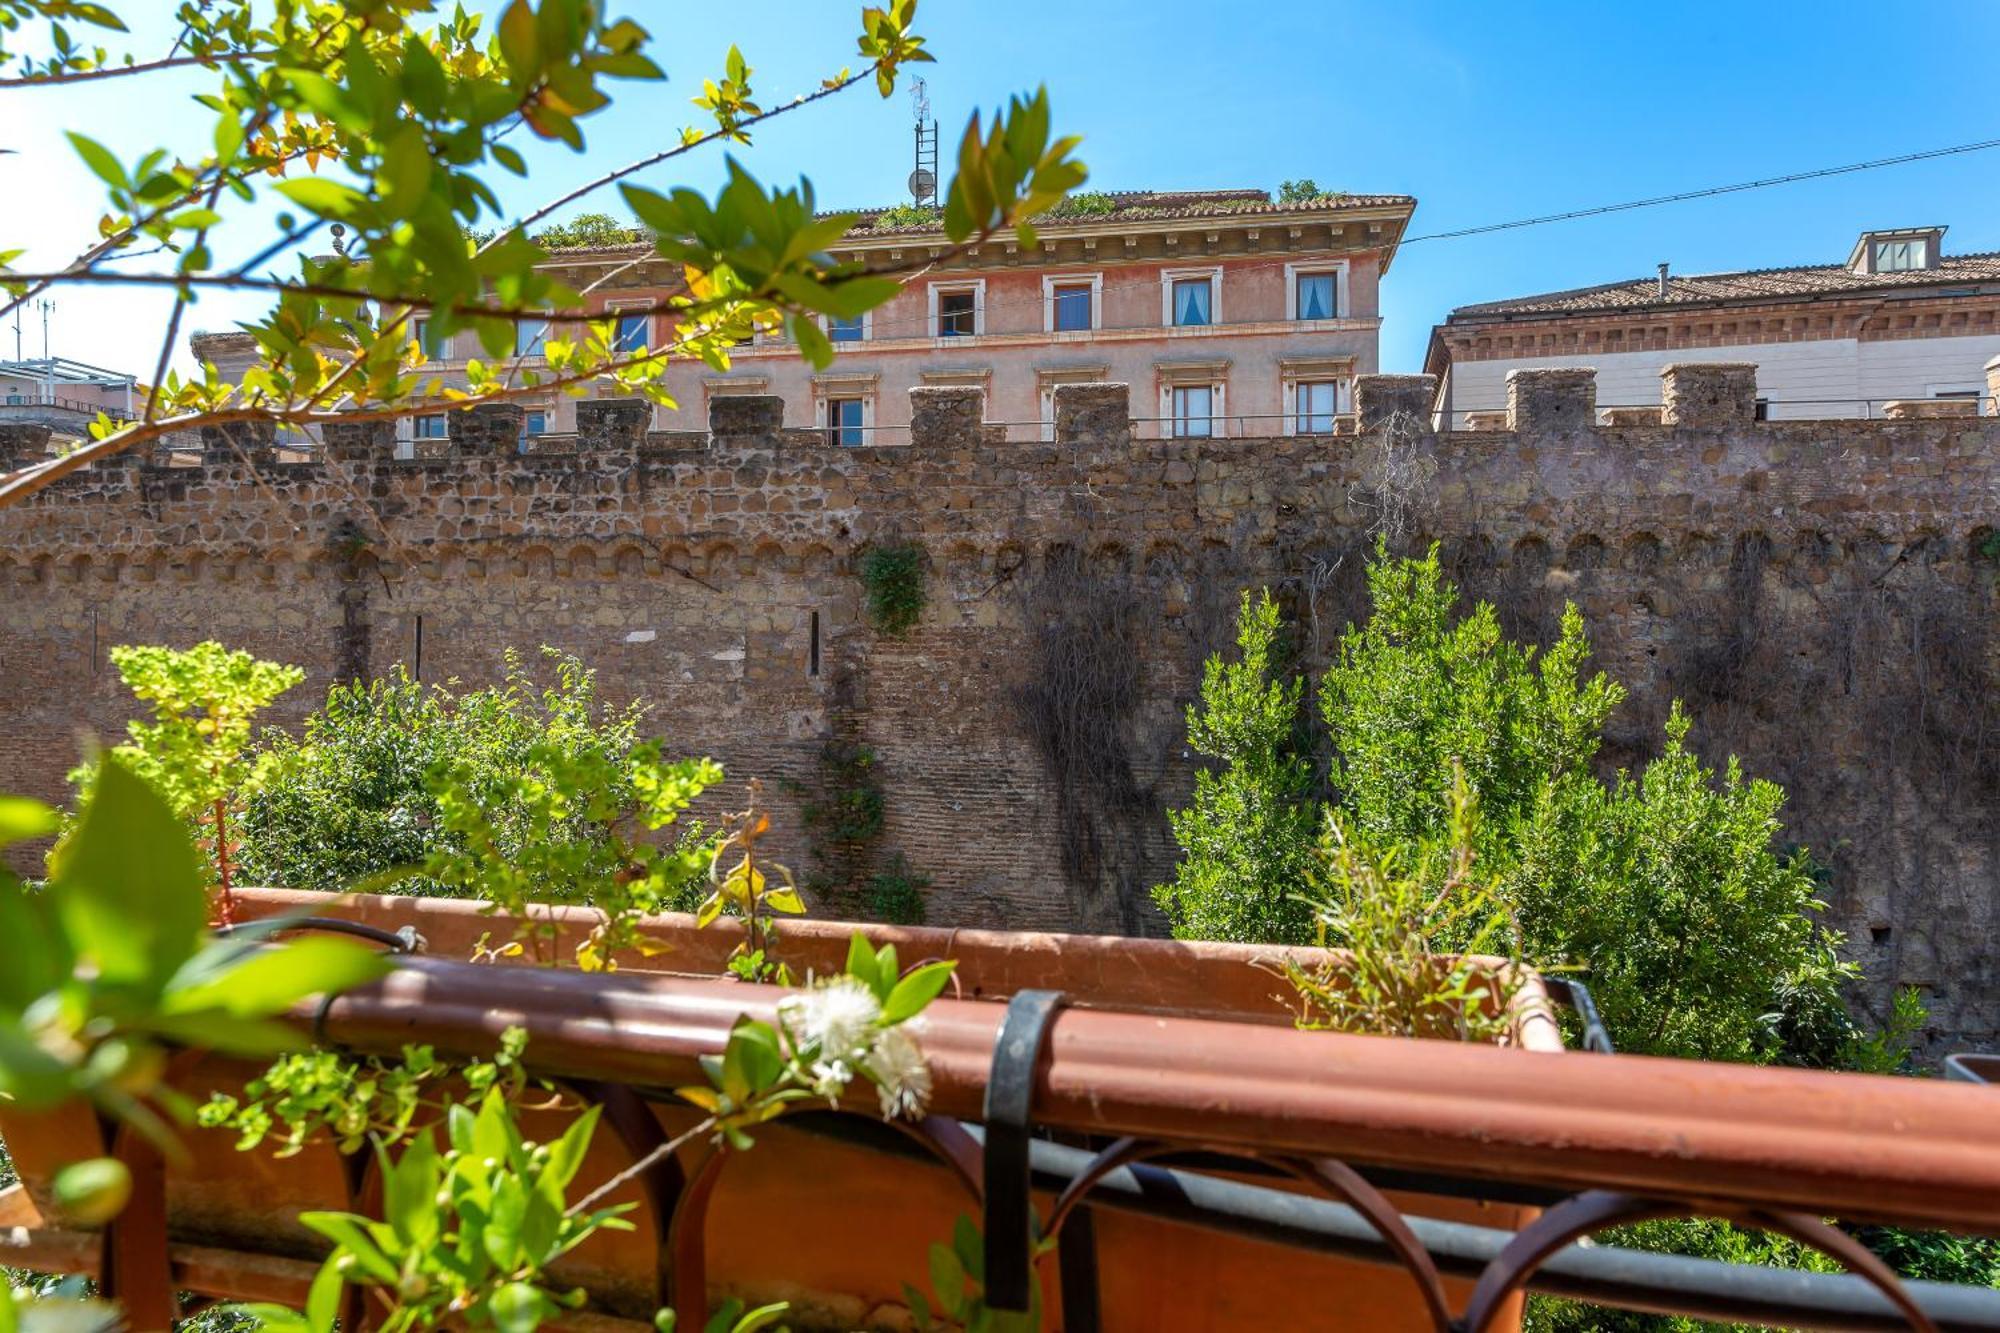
[787,1116,2000,1333]
[315,958,2000,1232]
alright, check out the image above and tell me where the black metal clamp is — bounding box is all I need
[982,989,1068,1314]
[1541,976,1615,1054]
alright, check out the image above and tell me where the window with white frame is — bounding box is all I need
[1166,272,1216,327]
[1285,262,1349,322]
[826,396,868,446]
[613,309,649,353]
[515,314,549,359]
[1874,238,1929,272]
[414,413,448,439]
[829,313,868,343]
[1043,273,1101,333]
[931,281,982,337]
[1292,380,1341,434]
[518,410,548,451]
[411,316,449,359]
[1171,384,1215,437]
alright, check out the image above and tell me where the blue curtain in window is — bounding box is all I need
[1298,274,1335,320]
[1175,280,1211,326]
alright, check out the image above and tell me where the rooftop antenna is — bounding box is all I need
[908,77,937,207]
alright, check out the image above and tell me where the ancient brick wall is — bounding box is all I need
[2,367,1996,1046]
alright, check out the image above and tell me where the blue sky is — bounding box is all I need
[8,0,2000,377]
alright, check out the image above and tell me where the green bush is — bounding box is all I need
[1156,590,1319,945]
[1163,547,1852,1064]
[237,649,702,906]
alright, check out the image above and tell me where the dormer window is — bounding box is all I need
[1874,238,1928,272]
[1848,226,1944,274]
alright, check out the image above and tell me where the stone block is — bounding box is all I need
[1600,406,1664,426]
[1354,374,1437,431]
[450,402,524,456]
[1661,363,1757,427]
[1462,410,1509,431]
[1506,368,1596,433]
[199,419,277,466]
[0,423,54,471]
[1882,399,1979,421]
[321,416,397,463]
[709,394,784,437]
[909,386,984,448]
[576,397,651,453]
[1053,382,1130,446]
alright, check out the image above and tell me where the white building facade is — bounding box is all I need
[1427,227,2000,423]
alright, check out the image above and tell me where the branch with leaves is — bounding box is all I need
[0,0,1086,511]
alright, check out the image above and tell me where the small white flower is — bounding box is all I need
[779,976,882,1062]
[864,1025,933,1121]
[808,1056,855,1101]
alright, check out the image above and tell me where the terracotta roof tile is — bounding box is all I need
[1449,251,2000,319]
[537,189,1416,254]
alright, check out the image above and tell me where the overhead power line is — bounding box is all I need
[1400,136,2000,245]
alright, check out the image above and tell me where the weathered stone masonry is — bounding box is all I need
[2,365,1996,1047]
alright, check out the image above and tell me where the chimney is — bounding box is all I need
[1657,263,1670,299]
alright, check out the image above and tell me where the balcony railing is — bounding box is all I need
[4,889,1996,1332]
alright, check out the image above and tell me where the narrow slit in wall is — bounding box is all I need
[808,609,821,678]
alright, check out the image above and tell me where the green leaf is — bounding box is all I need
[540,1102,601,1198]
[954,1214,986,1282]
[730,1303,792,1333]
[488,1281,552,1333]
[483,1175,528,1268]
[212,1306,309,1333]
[882,960,956,1024]
[844,932,879,993]
[162,935,393,1019]
[0,796,57,847]
[380,1130,441,1248]
[274,177,373,223]
[0,877,61,1009]
[48,756,206,992]
[928,1240,965,1313]
[871,943,899,1001]
[763,886,805,915]
[298,1211,400,1284]
[902,1283,934,1331]
[65,131,127,190]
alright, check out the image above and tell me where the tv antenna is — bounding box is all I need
[908,76,937,206]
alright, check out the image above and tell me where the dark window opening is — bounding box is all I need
[808,610,821,678]
[937,289,977,337]
[1753,398,1770,421]
[827,397,866,447]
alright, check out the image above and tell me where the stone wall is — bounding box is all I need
[2,366,1996,1047]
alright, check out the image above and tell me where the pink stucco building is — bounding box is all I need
[382,188,1415,450]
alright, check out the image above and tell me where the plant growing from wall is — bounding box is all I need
[791,739,887,890]
[865,853,932,925]
[1013,547,1155,932]
[71,642,305,922]
[860,543,927,636]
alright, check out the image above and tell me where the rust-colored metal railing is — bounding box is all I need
[10,943,2000,1331]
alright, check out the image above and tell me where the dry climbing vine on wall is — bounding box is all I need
[1011,543,1158,933]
